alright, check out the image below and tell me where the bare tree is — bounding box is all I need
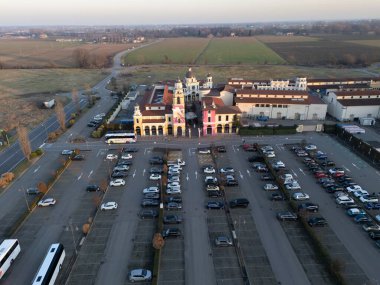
[55,100,66,131]
[17,125,32,161]
[72,48,91,68]
[71,88,80,113]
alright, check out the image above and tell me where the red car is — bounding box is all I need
[315,172,328,178]
[333,172,345,178]
[242,144,257,152]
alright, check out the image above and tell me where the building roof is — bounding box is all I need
[185,68,194,79]
[334,90,380,96]
[142,118,166,124]
[235,96,325,105]
[236,89,309,96]
[337,98,380,106]
[141,108,172,116]
[307,77,376,83]
[216,106,242,114]
[163,85,173,105]
[308,83,370,90]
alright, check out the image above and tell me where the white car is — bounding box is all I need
[353,190,369,198]
[106,154,118,160]
[149,174,161,180]
[110,179,125,187]
[292,192,310,201]
[304,144,317,151]
[169,165,182,171]
[360,195,379,203]
[205,176,217,183]
[198,148,211,154]
[265,151,276,158]
[143,187,160,194]
[273,161,285,168]
[285,182,301,191]
[177,159,186,166]
[219,167,235,174]
[204,167,216,174]
[38,198,56,207]
[61,150,74,155]
[280,174,293,180]
[167,182,180,188]
[261,146,274,152]
[346,185,362,192]
[206,184,220,191]
[128,269,152,282]
[101,201,118,211]
[264,184,279,191]
[121,153,132,160]
[166,188,181,194]
[336,196,354,205]
[168,176,180,183]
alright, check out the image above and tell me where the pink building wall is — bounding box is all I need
[202,109,216,135]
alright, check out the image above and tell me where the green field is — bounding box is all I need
[195,37,286,64]
[255,35,319,43]
[347,40,380,48]
[124,38,210,65]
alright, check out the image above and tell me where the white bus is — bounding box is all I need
[105,132,136,144]
[32,243,65,285]
[0,239,21,280]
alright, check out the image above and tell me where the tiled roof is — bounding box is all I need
[307,77,376,83]
[334,90,380,96]
[236,89,309,96]
[235,96,325,105]
[142,118,166,123]
[337,98,380,106]
[216,106,242,114]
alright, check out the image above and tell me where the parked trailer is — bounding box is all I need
[43,99,55,109]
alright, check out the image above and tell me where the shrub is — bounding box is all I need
[1,172,15,183]
[0,178,8,187]
[69,119,75,126]
[35,148,43,155]
[29,152,38,159]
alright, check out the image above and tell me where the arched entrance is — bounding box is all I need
[168,125,173,135]
[177,126,183,136]
[158,126,163,135]
[151,126,157,136]
[135,126,141,136]
[231,126,236,133]
[217,124,222,133]
[144,126,150,136]
[224,124,230,134]
[207,125,212,135]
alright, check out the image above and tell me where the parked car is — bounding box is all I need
[229,198,249,208]
[168,176,180,183]
[216,145,227,153]
[353,190,369,198]
[111,171,127,179]
[304,144,317,151]
[206,201,224,209]
[346,208,366,216]
[141,199,160,207]
[204,167,216,174]
[285,182,301,191]
[264,184,279,191]
[114,165,129,171]
[143,187,160,194]
[121,153,132,160]
[261,174,274,181]
[143,193,160,200]
[167,182,181,188]
[101,201,118,211]
[208,190,222,198]
[140,210,158,219]
[163,214,182,224]
[72,154,85,161]
[336,196,354,205]
[225,179,239,186]
[354,214,372,223]
[166,188,181,195]
[219,167,235,174]
[215,236,233,247]
[276,211,298,221]
[38,198,56,207]
[198,148,211,154]
[206,184,220,191]
[86,185,100,192]
[369,231,380,240]
[128,269,152,282]
[365,202,380,210]
[150,167,163,174]
[61,150,74,155]
[205,176,218,184]
[149,174,161,180]
[26,187,40,195]
[168,168,180,175]
[122,147,138,153]
[166,196,182,203]
[149,156,164,165]
[308,217,327,227]
[298,202,319,212]
[346,185,362,192]
[362,222,380,232]
[162,228,182,238]
[166,202,182,210]
[360,195,379,203]
[292,192,310,201]
[242,144,257,152]
[106,154,118,160]
[109,179,125,187]
[271,193,285,201]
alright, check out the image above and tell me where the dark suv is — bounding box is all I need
[26,187,40,195]
[149,156,164,165]
[298,202,319,212]
[86,185,100,192]
[229,198,249,208]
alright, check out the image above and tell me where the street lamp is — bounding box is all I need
[66,218,79,254]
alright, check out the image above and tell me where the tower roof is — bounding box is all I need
[185,68,194,78]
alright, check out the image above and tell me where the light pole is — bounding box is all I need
[19,188,30,212]
[66,218,79,254]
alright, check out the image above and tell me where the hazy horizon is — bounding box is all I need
[1,0,380,26]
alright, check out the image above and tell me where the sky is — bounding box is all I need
[1,0,380,26]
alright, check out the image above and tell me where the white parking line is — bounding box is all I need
[342,165,351,172]
[186,173,189,181]
[88,170,93,178]
[143,169,146,176]
[232,145,239,152]
[133,169,136,178]
[246,169,251,177]
[39,143,45,149]
[276,144,284,151]
[239,171,244,179]
[33,166,41,173]
[352,163,360,169]
[195,171,198,179]
[298,168,305,176]
[77,173,83,180]
[291,169,298,177]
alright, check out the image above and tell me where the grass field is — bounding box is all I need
[124,38,210,65]
[0,69,108,130]
[0,39,135,68]
[346,40,380,48]
[195,37,286,64]
[255,35,319,43]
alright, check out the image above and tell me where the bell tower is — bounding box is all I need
[173,78,186,136]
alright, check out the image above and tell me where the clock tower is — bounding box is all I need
[173,78,186,136]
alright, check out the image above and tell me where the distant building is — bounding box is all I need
[324,90,380,121]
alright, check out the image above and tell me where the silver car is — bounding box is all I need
[215,236,233,247]
[128,269,152,282]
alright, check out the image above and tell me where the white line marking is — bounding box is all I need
[143,169,146,176]
[195,171,198,179]
[39,143,45,148]
[342,165,351,172]
[77,173,83,180]
[246,169,251,177]
[352,163,359,169]
[291,169,298,177]
[33,166,41,173]
[239,171,244,179]
[88,170,93,178]
[299,168,306,176]
[186,173,189,181]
